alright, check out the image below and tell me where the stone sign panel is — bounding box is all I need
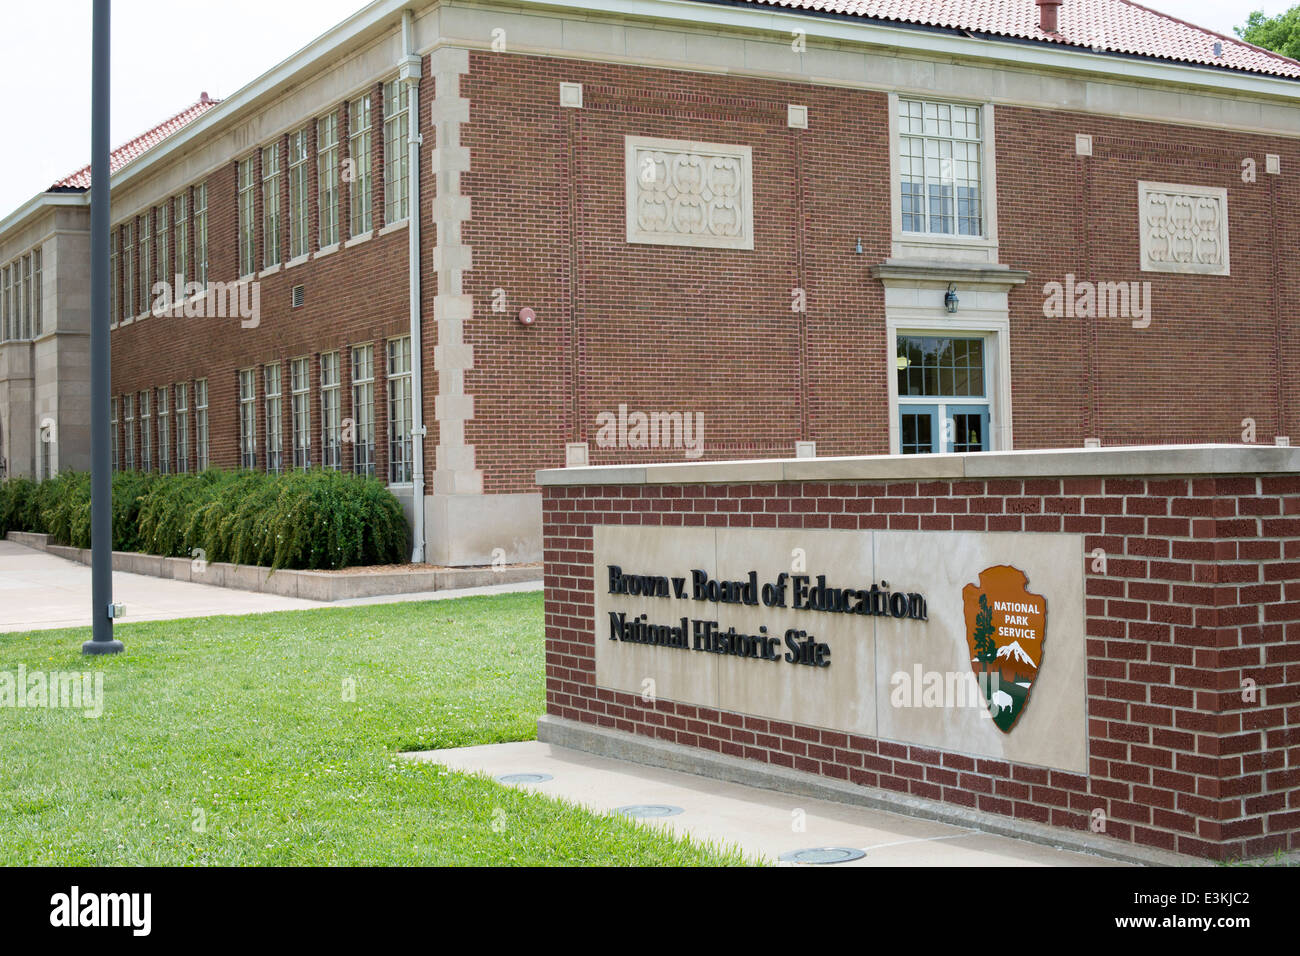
[593,525,1087,773]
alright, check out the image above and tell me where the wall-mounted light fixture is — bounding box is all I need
[855,237,863,255]
[945,284,959,314]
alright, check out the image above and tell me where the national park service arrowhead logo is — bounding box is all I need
[962,566,1046,733]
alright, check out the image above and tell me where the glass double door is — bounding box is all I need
[897,334,991,454]
[900,404,989,455]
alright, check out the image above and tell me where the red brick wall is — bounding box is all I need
[105,51,1300,495]
[542,473,1300,860]
[108,70,418,479]
[462,52,1299,494]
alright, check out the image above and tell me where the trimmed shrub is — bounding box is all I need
[0,478,40,536]
[1,468,410,570]
[41,472,91,548]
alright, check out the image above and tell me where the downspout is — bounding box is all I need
[400,9,426,563]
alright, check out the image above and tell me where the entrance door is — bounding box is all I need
[896,334,992,454]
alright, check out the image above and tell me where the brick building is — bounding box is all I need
[0,0,1297,565]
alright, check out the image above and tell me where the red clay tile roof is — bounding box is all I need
[50,93,221,190]
[722,0,1300,78]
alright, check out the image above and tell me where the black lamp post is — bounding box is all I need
[84,0,123,656]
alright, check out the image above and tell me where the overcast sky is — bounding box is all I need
[0,0,1291,217]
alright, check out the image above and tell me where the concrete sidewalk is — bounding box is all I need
[408,740,1129,867]
[0,540,540,632]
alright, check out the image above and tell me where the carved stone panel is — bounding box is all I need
[1137,181,1230,276]
[625,136,754,250]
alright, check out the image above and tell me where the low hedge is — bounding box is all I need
[0,468,410,571]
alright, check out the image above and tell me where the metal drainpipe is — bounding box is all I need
[402,9,426,563]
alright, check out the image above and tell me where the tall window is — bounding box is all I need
[387,336,412,483]
[195,379,209,470]
[123,393,135,470]
[238,368,257,469]
[262,144,281,269]
[318,113,340,247]
[194,184,209,286]
[291,357,311,469]
[265,363,283,474]
[349,94,373,236]
[383,79,409,223]
[21,254,32,338]
[138,214,151,315]
[111,397,119,471]
[175,193,189,285]
[40,417,52,478]
[157,386,170,474]
[238,156,256,277]
[108,233,117,325]
[288,129,309,259]
[156,203,169,291]
[30,251,40,337]
[320,351,341,470]
[2,264,10,340]
[175,383,189,473]
[351,344,375,477]
[899,98,983,237]
[139,389,152,472]
[122,222,135,322]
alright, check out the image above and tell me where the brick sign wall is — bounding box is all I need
[540,448,1300,861]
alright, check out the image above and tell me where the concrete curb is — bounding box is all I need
[6,532,541,602]
[537,714,1204,868]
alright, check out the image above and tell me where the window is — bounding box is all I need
[262,144,281,269]
[238,368,257,469]
[157,386,170,474]
[899,98,983,237]
[291,357,311,469]
[318,112,340,247]
[288,129,309,259]
[349,94,373,236]
[139,389,152,471]
[896,335,990,454]
[1,264,9,341]
[351,344,375,477]
[111,397,119,472]
[238,156,256,277]
[194,184,209,286]
[22,253,32,338]
[195,379,209,470]
[383,79,409,223]
[175,193,189,286]
[138,214,151,315]
[175,383,189,473]
[40,416,52,479]
[156,203,169,290]
[265,363,283,474]
[321,351,341,470]
[30,250,41,337]
[123,393,135,470]
[108,233,117,325]
[122,222,135,322]
[387,336,412,483]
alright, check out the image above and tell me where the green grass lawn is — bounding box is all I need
[0,592,747,866]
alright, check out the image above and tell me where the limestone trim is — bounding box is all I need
[430,46,482,498]
[538,444,1300,486]
[1137,181,1231,276]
